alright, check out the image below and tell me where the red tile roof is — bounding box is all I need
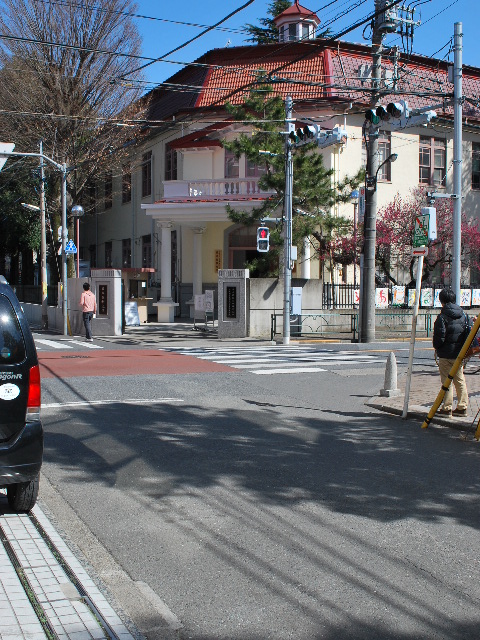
[144,40,480,123]
[275,1,319,21]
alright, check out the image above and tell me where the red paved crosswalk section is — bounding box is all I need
[38,349,235,379]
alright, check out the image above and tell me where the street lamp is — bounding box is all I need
[71,204,84,277]
[365,153,398,192]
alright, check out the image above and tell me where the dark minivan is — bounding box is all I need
[0,281,43,512]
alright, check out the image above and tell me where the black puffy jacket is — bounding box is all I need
[432,302,469,358]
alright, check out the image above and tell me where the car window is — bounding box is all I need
[0,294,26,364]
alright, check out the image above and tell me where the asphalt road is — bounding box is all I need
[37,338,480,640]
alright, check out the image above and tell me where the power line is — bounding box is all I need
[119,0,256,79]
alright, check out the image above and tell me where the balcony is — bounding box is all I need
[163,178,275,201]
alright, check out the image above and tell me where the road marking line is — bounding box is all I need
[35,338,73,349]
[253,367,328,375]
[65,340,104,349]
[42,398,184,409]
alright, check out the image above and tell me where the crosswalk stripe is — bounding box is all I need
[230,359,382,369]
[253,367,327,375]
[35,338,73,349]
[64,340,103,349]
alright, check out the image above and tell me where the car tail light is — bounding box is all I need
[26,364,41,420]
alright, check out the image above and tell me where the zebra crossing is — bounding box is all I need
[34,337,104,351]
[164,345,385,375]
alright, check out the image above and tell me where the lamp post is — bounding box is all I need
[71,204,84,277]
[360,152,398,342]
[0,144,69,335]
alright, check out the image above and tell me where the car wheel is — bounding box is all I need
[7,475,39,513]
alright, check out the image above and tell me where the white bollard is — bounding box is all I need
[380,351,401,397]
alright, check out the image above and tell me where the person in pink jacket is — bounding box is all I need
[79,282,97,341]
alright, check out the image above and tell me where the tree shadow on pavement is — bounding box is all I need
[42,399,480,530]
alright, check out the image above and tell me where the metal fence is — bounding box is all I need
[271,311,434,341]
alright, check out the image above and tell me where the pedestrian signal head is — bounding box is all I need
[256,226,270,252]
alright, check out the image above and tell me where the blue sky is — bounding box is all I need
[133,0,475,88]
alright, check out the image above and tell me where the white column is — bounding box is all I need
[300,236,311,279]
[153,221,178,322]
[160,222,173,302]
[192,227,205,297]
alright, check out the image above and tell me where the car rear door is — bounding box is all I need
[0,291,29,441]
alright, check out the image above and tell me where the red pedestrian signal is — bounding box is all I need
[257,226,270,252]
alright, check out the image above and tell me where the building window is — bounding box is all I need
[225,149,239,178]
[361,131,391,181]
[377,131,392,182]
[85,182,96,215]
[122,164,131,203]
[472,142,480,189]
[105,241,112,268]
[419,136,446,186]
[142,234,151,268]
[142,151,152,198]
[104,171,112,210]
[89,245,96,268]
[246,158,267,178]
[122,238,131,267]
[288,23,297,41]
[165,144,177,181]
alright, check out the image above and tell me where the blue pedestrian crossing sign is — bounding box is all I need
[64,240,77,254]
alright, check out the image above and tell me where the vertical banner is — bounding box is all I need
[392,285,405,307]
[408,289,416,307]
[375,288,388,308]
[420,288,433,307]
[472,289,480,307]
[434,289,442,307]
[460,289,472,307]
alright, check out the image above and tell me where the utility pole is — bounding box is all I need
[283,96,294,345]
[359,0,384,343]
[452,22,463,300]
[39,142,48,330]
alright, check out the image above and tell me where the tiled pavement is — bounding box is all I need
[0,499,136,640]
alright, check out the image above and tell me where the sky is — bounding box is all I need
[131,0,477,90]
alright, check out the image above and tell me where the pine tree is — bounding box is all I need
[223,85,363,277]
[245,0,292,44]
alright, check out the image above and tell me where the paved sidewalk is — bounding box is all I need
[367,356,480,436]
[0,496,138,640]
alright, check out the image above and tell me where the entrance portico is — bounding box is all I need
[142,192,274,319]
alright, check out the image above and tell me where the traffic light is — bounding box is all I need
[365,100,436,131]
[256,226,270,252]
[317,126,348,149]
[289,124,319,146]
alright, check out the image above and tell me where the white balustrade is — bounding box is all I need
[163,179,274,199]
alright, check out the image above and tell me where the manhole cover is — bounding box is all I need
[61,355,90,359]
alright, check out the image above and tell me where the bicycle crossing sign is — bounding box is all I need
[413,214,429,247]
[64,240,77,254]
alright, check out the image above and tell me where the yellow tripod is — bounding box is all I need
[422,313,480,432]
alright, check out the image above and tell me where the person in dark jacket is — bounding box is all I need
[432,288,469,417]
